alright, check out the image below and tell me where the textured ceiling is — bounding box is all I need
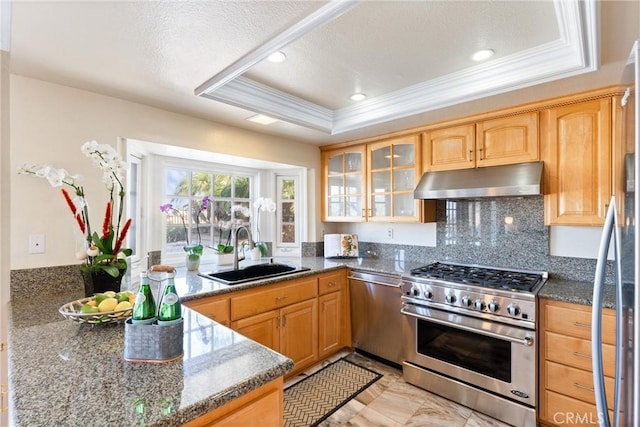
[8,1,640,145]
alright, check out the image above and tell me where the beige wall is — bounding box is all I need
[10,75,322,270]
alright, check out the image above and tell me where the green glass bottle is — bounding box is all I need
[132,272,156,324]
[158,271,181,324]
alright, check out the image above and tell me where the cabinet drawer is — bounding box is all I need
[544,390,613,426]
[545,331,616,377]
[545,361,614,405]
[544,301,615,344]
[231,277,318,320]
[318,271,345,295]
[184,297,230,326]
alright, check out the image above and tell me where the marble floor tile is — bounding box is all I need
[288,351,515,427]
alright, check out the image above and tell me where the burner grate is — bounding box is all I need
[410,262,543,292]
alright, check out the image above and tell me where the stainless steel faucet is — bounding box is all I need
[232,225,254,270]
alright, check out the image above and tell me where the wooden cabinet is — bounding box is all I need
[184,377,283,427]
[321,136,434,223]
[184,295,230,326]
[539,299,616,426]
[322,145,367,222]
[542,98,612,226]
[230,276,319,375]
[422,112,538,171]
[318,269,349,359]
[367,135,425,222]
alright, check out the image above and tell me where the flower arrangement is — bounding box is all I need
[18,140,132,278]
[253,197,276,256]
[160,196,209,261]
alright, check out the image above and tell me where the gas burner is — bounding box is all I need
[410,262,544,293]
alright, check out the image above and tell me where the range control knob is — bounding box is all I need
[507,303,521,316]
[424,289,433,299]
[488,300,500,313]
[474,299,486,310]
[411,287,420,297]
[461,295,472,307]
[445,293,457,304]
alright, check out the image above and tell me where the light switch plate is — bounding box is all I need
[29,234,45,254]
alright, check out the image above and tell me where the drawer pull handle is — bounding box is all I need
[573,382,595,392]
[573,321,592,329]
[209,314,217,319]
[328,282,336,287]
[573,351,592,359]
[276,295,288,301]
[469,150,473,161]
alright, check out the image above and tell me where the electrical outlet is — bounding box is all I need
[387,228,394,239]
[29,234,46,254]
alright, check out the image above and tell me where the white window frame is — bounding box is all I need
[272,169,307,257]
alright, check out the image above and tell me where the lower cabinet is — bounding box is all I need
[187,269,351,378]
[539,299,616,426]
[183,377,283,427]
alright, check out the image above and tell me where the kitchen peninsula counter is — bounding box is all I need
[7,290,293,427]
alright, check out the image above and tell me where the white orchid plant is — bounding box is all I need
[18,140,132,278]
[253,197,276,256]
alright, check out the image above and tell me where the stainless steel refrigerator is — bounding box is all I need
[592,40,639,427]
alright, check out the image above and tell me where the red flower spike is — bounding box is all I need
[113,218,131,255]
[61,188,77,215]
[102,201,112,239]
[75,214,86,235]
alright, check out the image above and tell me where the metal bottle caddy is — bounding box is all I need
[124,265,184,363]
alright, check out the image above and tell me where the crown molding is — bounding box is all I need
[197,0,599,135]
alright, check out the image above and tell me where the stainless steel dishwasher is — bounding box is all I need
[349,269,403,365]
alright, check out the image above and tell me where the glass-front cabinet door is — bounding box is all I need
[322,145,367,222]
[367,135,422,222]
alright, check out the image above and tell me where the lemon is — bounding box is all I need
[86,300,97,307]
[115,301,132,311]
[104,291,117,298]
[98,297,119,312]
[80,304,100,314]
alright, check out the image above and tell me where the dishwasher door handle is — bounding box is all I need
[348,277,401,288]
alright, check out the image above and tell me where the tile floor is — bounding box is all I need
[284,351,513,427]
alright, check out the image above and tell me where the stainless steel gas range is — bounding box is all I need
[400,262,547,427]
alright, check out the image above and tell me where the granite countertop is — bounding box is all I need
[7,291,293,427]
[8,256,612,426]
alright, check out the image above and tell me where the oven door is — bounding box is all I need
[401,302,536,406]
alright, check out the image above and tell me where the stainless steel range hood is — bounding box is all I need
[414,161,543,199]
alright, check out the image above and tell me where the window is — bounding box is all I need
[127,153,142,262]
[162,164,252,259]
[275,175,299,250]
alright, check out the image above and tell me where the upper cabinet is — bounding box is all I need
[422,112,539,171]
[321,135,434,223]
[542,98,612,226]
[367,135,424,222]
[322,145,367,222]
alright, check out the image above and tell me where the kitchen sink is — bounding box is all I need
[199,263,310,285]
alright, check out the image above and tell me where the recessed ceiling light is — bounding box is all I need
[267,51,287,63]
[350,93,367,101]
[471,49,494,62]
[247,114,279,125]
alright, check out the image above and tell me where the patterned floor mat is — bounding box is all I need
[283,358,382,427]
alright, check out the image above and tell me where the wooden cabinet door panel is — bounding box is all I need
[543,98,612,225]
[280,299,318,369]
[184,297,230,326]
[545,332,616,378]
[422,124,475,171]
[476,112,539,167]
[318,270,346,295]
[231,310,280,351]
[545,361,615,405]
[318,292,342,359]
[543,390,613,426]
[213,387,282,427]
[231,277,318,321]
[543,301,616,344]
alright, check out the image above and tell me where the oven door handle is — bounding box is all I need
[401,307,534,347]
